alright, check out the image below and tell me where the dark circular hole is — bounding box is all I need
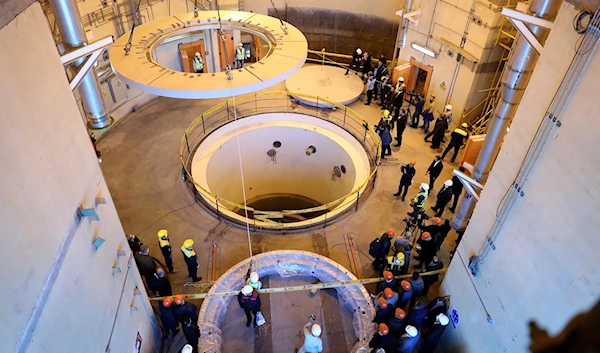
[340,165,346,174]
[273,141,282,148]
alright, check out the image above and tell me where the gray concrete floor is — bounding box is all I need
[98,79,461,351]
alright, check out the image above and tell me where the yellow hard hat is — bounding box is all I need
[158,229,168,238]
[183,239,194,248]
[383,110,390,116]
[461,122,468,128]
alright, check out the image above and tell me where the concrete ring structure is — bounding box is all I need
[109,11,307,99]
[197,250,375,353]
[285,65,365,107]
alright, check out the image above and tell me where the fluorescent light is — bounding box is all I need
[411,43,436,58]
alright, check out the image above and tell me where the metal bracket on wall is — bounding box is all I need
[396,9,422,26]
[78,207,100,221]
[60,36,114,92]
[453,169,484,201]
[501,8,554,55]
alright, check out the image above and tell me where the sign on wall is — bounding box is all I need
[440,81,447,91]
[133,331,142,353]
[450,307,460,328]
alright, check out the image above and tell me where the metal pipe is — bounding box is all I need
[392,0,413,68]
[450,0,561,230]
[49,0,111,129]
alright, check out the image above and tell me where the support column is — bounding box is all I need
[450,0,561,230]
[49,0,111,129]
[391,0,413,68]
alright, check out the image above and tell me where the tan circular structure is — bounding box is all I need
[285,65,365,107]
[109,11,307,99]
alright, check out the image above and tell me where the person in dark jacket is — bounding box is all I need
[392,78,406,118]
[408,272,425,307]
[411,94,425,128]
[407,301,428,329]
[419,217,441,244]
[373,298,394,324]
[374,62,388,101]
[426,156,444,191]
[425,297,449,328]
[146,268,172,297]
[422,257,444,295]
[346,48,363,75]
[394,160,416,201]
[127,234,144,253]
[438,220,452,251]
[398,280,413,310]
[157,229,175,272]
[401,244,413,275]
[449,167,465,212]
[377,270,397,293]
[379,124,393,159]
[398,325,420,353]
[429,116,449,150]
[386,308,408,337]
[134,245,157,280]
[420,314,449,353]
[181,239,202,282]
[238,285,261,327]
[369,323,396,353]
[361,51,372,80]
[173,294,199,324]
[431,180,454,217]
[442,123,469,163]
[372,229,395,272]
[159,296,179,337]
[414,232,436,270]
[182,317,200,353]
[394,109,408,148]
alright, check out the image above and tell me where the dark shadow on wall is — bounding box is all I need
[269,7,399,61]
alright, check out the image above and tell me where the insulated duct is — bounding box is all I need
[49,0,112,129]
[450,0,562,230]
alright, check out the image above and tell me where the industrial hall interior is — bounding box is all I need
[3,0,600,351]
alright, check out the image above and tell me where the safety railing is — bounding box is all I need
[180,91,381,231]
[306,48,385,68]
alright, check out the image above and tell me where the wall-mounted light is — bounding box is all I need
[411,43,437,58]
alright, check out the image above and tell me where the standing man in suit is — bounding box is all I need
[426,156,444,191]
[373,61,388,102]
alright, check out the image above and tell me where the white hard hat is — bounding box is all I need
[437,313,450,326]
[399,76,404,82]
[356,48,362,55]
[445,104,452,111]
[181,344,193,353]
[239,42,244,47]
[249,272,259,284]
[420,183,430,191]
[311,324,322,337]
[405,325,418,337]
[241,285,254,296]
[195,52,201,57]
[444,180,453,187]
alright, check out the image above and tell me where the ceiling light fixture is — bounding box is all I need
[411,43,437,58]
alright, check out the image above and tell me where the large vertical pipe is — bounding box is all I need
[450,0,562,230]
[392,0,413,68]
[50,0,112,129]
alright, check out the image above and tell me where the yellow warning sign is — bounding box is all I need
[440,81,447,91]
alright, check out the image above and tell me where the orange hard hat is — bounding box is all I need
[401,280,412,291]
[386,229,396,237]
[162,296,173,307]
[379,323,390,335]
[410,160,417,165]
[432,217,442,225]
[174,294,185,305]
[395,308,406,319]
[431,93,436,98]
[421,232,432,241]
[383,271,394,281]
[378,297,388,309]
[384,288,394,299]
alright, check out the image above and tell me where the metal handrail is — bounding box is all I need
[180,91,381,227]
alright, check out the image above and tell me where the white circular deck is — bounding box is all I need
[109,11,307,99]
[285,65,364,107]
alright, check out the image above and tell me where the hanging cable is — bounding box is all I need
[215,0,233,80]
[268,0,288,34]
[124,0,144,55]
[193,0,199,18]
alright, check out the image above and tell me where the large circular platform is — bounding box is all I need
[285,65,365,107]
[109,11,307,99]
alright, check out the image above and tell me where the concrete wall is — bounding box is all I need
[0,3,160,353]
[440,3,600,352]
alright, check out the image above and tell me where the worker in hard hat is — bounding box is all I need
[420,313,449,353]
[442,104,453,127]
[392,77,407,118]
[398,280,413,310]
[408,183,429,219]
[414,232,436,270]
[422,256,444,295]
[146,268,172,297]
[193,52,204,73]
[431,180,454,217]
[181,344,193,353]
[368,323,397,353]
[426,155,444,191]
[394,159,416,201]
[159,296,179,337]
[442,122,469,163]
[419,217,442,244]
[182,317,200,353]
[173,294,199,324]
[374,287,399,308]
[400,244,413,274]
[127,233,144,253]
[346,48,363,75]
[247,271,262,290]
[157,229,175,273]
[397,325,420,353]
[410,93,425,128]
[370,229,395,272]
[377,270,397,293]
[297,317,323,353]
[373,297,394,323]
[421,93,436,132]
[378,123,393,160]
[425,113,449,150]
[134,245,157,280]
[181,239,201,282]
[426,297,449,326]
[385,251,405,275]
[238,285,261,327]
[235,42,245,69]
[386,308,408,337]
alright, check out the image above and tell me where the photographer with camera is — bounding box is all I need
[297,315,323,353]
[413,232,436,270]
[394,160,417,201]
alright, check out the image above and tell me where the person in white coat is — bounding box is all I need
[297,320,323,353]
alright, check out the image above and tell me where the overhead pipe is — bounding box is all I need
[49,0,112,129]
[450,0,562,230]
[392,0,414,68]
